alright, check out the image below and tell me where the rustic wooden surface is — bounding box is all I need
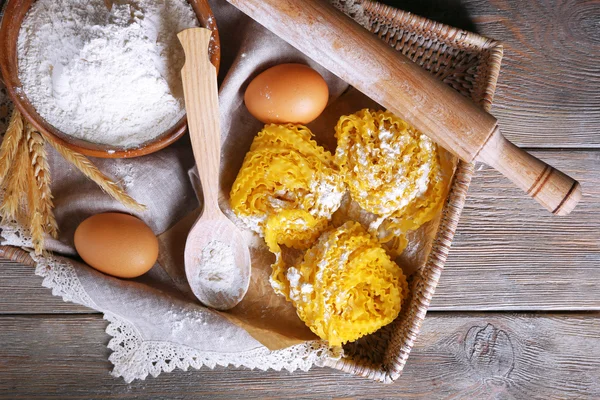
[1,313,599,398]
[397,0,600,148]
[1,0,599,398]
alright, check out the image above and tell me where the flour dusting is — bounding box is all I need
[197,240,237,293]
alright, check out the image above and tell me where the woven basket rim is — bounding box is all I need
[318,0,503,383]
[362,0,503,50]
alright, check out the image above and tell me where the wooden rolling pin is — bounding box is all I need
[225,0,581,215]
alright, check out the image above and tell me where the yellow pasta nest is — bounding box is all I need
[230,124,345,294]
[335,109,448,255]
[286,221,408,346]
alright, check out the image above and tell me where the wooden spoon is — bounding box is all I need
[178,28,251,310]
[104,0,112,11]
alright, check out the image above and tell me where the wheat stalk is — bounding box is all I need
[0,114,48,254]
[0,109,24,187]
[26,125,58,238]
[23,129,44,255]
[47,139,146,212]
[0,132,29,222]
[0,111,144,255]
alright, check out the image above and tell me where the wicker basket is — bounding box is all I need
[0,0,502,384]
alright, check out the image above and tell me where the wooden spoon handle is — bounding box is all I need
[178,28,221,213]
[477,127,581,215]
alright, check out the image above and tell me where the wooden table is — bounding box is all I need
[1,0,599,398]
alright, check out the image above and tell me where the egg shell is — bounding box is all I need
[74,213,159,279]
[244,63,329,124]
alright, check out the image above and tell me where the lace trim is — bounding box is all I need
[106,312,341,383]
[0,215,342,382]
[35,252,100,309]
[0,214,99,308]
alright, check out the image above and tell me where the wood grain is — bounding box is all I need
[0,260,92,314]
[433,150,600,310]
[179,28,221,212]
[381,0,600,148]
[179,28,251,310]
[0,0,598,395]
[466,0,600,148]
[476,126,581,215]
[0,313,598,398]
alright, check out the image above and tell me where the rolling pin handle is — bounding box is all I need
[476,126,581,216]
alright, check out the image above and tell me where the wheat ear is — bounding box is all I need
[47,139,146,212]
[0,133,29,222]
[26,126,58,238]
[0,109,24,186]
[22,128,44,255]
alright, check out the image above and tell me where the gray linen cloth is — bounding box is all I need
[0,0,374,382]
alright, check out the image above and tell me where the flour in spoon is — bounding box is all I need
[17,0,199,148]
[197,240,238,293]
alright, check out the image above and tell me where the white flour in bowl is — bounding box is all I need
[17,0,199,148]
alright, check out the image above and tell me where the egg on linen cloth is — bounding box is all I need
[244,63,329,124]
[74,213,158,278]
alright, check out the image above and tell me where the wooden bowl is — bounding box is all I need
[0,0,221,158]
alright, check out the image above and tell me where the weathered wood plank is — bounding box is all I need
[0,150,596,313]
[0,260,95,314]
[383,0,600,148]
[432,150,600,310]
[0,313,598,398]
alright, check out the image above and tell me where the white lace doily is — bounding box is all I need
[1,217,342,383]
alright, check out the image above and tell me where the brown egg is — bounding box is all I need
[244,63,329,124]
[74,213,158,279]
